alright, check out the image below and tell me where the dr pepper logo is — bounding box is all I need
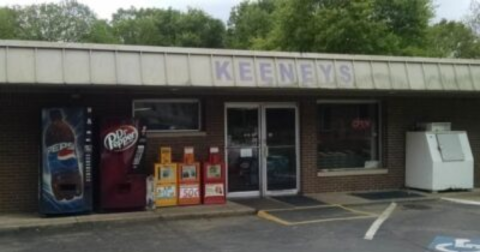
[103,125,138,152]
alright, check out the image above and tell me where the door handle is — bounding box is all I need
[264,146,269,157]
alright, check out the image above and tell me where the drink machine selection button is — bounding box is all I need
[203,147,226,205]
[178,147,201,206]
[155,147,178,207]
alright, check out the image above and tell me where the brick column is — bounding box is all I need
[299,98,318,194]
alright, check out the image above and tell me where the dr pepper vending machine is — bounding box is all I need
[40,108,93,215]
[98,118,147,211]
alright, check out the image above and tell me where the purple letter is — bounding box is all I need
[340,65,352,83]
[215,61,232,81]
[239,61,253,81]
[319,64,333,82]
[259,62,273,83]
[279,63,295,83]
[300,64,314,84]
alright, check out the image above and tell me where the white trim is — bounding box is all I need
[317,169,388,177]
[132,99,202,133]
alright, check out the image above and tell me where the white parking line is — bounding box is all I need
[364,202,397,240]
[442,197,480,206]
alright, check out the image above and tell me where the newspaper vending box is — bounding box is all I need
[202,147,226,204]
[178,147,201,205]
[154,147,178,207]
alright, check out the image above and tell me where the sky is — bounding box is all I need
[0,0,474,23]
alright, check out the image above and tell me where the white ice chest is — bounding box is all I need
[406,129,474,191]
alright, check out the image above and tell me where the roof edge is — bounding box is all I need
[1,39,479,65]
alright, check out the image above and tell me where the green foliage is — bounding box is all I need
[111,7,225,48]
[252,0,405,54]
[311,0,401,54]
[1,0,480,58]
[81,20,119,44]
[226,0,276,49]
[0,2,226,47]
[226,0,480,58]
[16,0,97,42]
[427,19,480,58]
[372,0,433,52]
[0,7,18,39]
[111,8,165,45]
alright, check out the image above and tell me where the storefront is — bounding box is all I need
[1,40,480,213]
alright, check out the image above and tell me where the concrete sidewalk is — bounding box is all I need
[0,201,255,233]
[2,189,479,233]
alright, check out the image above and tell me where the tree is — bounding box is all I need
[466,0,480,36]
[15,0,98,42]
[81,20,119,44]
[255,0,403,54]
[226,0,276,49]
[0,7,18,39]
[112,7,225,48]
[227,0,439,56]
[372,0,433,55]
[111,8,165,45]
[310,0,401,54]
[427,19,480,58]
[176,8,225,48]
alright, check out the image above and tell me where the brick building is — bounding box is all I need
[0,40,479,213]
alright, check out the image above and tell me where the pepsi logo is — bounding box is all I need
[104,125,138,152]
[58,146,76,160]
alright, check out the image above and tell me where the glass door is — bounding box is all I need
[226,105,261,197]
[263,106,298,195]
[225,103,299,197]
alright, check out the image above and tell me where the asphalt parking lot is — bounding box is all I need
[1,200,480,252]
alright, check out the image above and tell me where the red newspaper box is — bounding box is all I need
[202,147,226,204]
[178,147,201,205]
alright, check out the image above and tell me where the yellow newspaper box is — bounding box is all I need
[154,147,178,207]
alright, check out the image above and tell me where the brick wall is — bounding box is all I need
[0,89,224,213]
[1,87,480,213]
[300,97,480,193]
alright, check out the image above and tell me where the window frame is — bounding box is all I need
[132,99,202,133]
[316,99,383,170]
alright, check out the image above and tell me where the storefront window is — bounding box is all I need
[133,100,201,132]
[317,101,380,170]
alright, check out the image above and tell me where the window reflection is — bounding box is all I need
[133,100,200,131]
[317,103,380,169]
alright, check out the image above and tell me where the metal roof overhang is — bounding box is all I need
[1,40,480,92]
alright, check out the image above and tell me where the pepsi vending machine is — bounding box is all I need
[40,108,93,215]
[98,118,147,211]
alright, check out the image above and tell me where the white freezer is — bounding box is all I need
[406,131,474,191]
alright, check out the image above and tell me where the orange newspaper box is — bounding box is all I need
[154,147,178,207]
[178,147,201,205]
[202,147,226,204]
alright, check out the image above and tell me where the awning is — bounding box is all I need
[1,39,480,92]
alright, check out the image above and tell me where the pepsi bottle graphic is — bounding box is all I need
[45,109,82,201]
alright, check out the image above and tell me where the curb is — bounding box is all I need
[0,207,256,234]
